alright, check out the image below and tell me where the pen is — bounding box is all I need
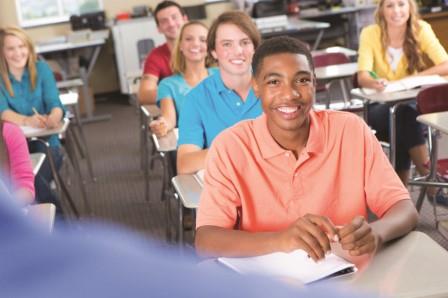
[32,107,39,115]
[368,71,379,80]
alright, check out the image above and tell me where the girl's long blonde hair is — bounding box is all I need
[0,26,37,97]
[375,0,429,74]
[171,21,211,75]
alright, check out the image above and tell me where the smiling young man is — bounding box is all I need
[176,11,262,174]
[195,36,418,260]
[138,1,188,105]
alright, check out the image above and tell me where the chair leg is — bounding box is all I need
[73,106,96,182]
[65,128,91,215]
[35,139,80,218]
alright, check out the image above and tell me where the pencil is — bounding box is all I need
[32,107,39,115]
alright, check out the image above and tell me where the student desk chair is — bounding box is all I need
[31,153,46,175]
[22,118,90,218]
[313,53,362,113]
[24,203,56,233]
[151,129,178,242]
[171,172,202,246]
[59,91,96,182]
[408,84,448,225]
[140,105,161,201]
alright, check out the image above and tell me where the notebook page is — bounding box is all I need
[218,249,356,284]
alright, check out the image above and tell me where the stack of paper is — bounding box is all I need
[361,75,447,94]
[218,249,356,284]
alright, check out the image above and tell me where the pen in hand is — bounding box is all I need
[31,107,47,128]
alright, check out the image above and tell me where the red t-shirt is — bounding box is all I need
[142,43,172,81]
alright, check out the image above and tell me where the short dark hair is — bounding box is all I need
[207,11,261,60]
[154,1,186,25]
[252,36,314,78]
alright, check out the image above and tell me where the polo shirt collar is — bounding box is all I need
[212,71,229,94]
[254,110,325,160]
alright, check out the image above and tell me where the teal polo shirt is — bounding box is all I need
[178,71,262,149]
[0,60,64,147]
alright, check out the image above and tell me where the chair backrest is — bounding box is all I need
[417,83,448,114]
[313,52,349,68]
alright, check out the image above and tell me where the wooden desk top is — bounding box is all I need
[417,111,448,134]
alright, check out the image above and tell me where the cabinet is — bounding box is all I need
[112,17,165,94]
[422,10,448,50]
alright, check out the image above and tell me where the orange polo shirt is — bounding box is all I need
[197,110,410,232]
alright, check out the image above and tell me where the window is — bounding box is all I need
[16,0,103,28]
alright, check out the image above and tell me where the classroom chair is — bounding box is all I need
[313,52,363,113]
[409,83,448,226]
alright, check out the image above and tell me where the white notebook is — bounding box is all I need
[218,249,356,284]
[361,75,447,94]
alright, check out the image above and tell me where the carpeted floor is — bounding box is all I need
[60,93,448,250]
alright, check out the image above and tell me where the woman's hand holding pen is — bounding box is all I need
[24,108,47,128]
[368,71,388,91]
[277,214,339,262]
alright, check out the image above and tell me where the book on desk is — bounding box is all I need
[361,74,447,94]
[218,249,356,284]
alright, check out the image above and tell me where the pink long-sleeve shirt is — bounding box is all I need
[3,122,35,199]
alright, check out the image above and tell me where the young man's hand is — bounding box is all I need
[24,114,47,128]
[277,214,338,262]
[149,117,169,137]
[338,216,381,256]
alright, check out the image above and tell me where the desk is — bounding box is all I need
[315,62,357,81]
[300,5,376,49]
[140,105,161,201]
[335,231,448,297]
[59,92,95,182]
[24,203,56,233]
[260,18,329,50]
[351,88,420,167]
[21,118,89,217]
[172,174,202,245]
[36,30,110,123]
[31,153,45,175]
[411,111,448,212]
[315,62,358,108]
[312,46,358,59]
[417,111,448,134]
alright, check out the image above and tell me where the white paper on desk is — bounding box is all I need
[218,249,356,284]
[361,75,446,94]
[20,125,46,136]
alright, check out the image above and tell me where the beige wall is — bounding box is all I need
[0,0,234,94]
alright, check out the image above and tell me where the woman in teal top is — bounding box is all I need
[0,27,65,215]
[150,21,214,137]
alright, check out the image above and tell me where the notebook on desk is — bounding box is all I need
[218,249,356,284]
[361,75,447,94]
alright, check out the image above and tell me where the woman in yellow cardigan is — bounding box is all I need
[357,0,448,202]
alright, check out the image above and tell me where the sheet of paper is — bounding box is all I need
[218,249,356,284]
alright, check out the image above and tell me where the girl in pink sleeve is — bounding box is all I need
[1,121,34,205]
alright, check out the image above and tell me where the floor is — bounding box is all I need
[60,94,448,250]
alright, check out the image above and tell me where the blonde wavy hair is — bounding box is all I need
[375,0,429,74]
[171,21,212,75]
[0,26,37,97]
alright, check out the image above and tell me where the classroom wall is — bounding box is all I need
[0,0,234,94]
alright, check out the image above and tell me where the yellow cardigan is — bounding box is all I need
[357,20,448,81]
